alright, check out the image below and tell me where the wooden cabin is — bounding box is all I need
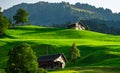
[38,53,67,70]
[68,22,86,30]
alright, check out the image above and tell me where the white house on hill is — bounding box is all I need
[67,22,86,30]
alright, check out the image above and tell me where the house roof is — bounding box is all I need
[38,53,67,62]
[67,22,85,27]
[68,23,76,27]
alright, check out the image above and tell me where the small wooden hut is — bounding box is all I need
[38,53,67,70]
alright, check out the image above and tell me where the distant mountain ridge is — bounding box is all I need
[3,1,120,34]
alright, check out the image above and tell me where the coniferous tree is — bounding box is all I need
[70,43,80,64]
[7,43,38,73]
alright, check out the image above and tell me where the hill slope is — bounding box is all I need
[0,26,120,70]
[3,2,120,34]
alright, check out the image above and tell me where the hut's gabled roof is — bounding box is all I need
[38,53,67,62]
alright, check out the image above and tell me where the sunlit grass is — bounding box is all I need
[49,67,120,73]
[0,25,120,72]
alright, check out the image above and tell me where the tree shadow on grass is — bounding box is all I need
[1,41,120,69]
[0,34,17,39]
[78,45,120,57]
[31,44,58,57]
[13,27,66,32]
[68,66,120,73]
[72,45,120,66]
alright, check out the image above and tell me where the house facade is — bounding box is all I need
[68,22,86,30]
[38,53,67,70]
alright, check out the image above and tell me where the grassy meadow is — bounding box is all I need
[0,25,120,73]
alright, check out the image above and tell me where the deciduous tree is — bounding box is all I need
[13,8,29,25]
[0,7,10,35]
[7,43,38,73]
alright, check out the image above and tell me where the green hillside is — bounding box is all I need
[0,25,120,73]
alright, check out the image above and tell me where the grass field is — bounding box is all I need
[0,25,120,73]
[49,66,120,73]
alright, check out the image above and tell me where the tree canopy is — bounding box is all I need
[13,8,29,25]
[7,43,38,73]
[0,7,10,36]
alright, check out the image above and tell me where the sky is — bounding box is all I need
[0,0,120,13]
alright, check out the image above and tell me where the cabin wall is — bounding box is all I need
[38,54,67,70]
[54,56,66,68]
[39,61,64,70]
[68,23,86,30]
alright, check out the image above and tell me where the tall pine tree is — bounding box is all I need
[70,43,80,64]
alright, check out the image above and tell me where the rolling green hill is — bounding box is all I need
[3,2,120,35]
[0,25,120,73]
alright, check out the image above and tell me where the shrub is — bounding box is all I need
[38,68,47,73]
[0,69,5,73]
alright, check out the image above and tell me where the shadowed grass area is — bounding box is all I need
[0,69,5,73]
[0,40,120,69]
